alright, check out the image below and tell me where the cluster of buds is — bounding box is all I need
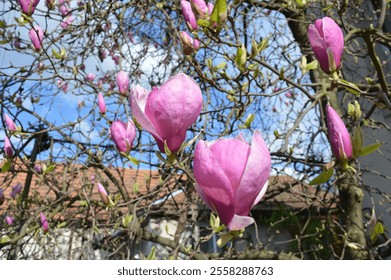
[179,31,200,55]
[17,1,46,51]
[179,0,214,55]
[181,0,214,31]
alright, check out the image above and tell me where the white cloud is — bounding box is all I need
[74,119,100,143]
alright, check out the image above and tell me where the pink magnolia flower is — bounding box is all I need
[193,131,271,230]
[130,73,203,153]
[179,31,200,55]
[5,216,14,226]
[86,73,95,82]
[116,71,129,95]
[4,113,17,131]
[97,183,109,205]
[18,0,40,16]
[97,92,106,114]
[10,183,23,199]
[110,120,136,154]
[181,0,198,31]
[308,17,344,74]
[29,26,44,51]
[60,16,74,29]
[326,104,353,162]
[4,136,13,158]
[59,4,70,16]
[285,91,293,99]
[190,0,208,19]
[40,212,49,233]
[34,165,43,173]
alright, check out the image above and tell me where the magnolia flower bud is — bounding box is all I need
[4,136,13,158]
[34,165,43,173]
[5,216,14,226]
[18,0,40,16]
[4,113,17,132]
[130,73,203,153]
[181,0,198,31]
[97,92,106,114]
[97,183,109,205]
[190,0,208,20]
[308,17,344,74]
[110,120,136,154]
[10,183,23,199]
[60,16,74,29]
[116,71,129,95]
[40,212,49,233]
[59,4,70,16]
[326,104,353,162]
[193,131,271,230]
[86,73,95,82]
[29,26,44,51]
[179,31,200,55]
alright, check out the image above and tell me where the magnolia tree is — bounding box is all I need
[0,0,390,260]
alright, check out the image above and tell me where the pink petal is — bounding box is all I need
[320,17,344,69]
[193,140,235,226]
[308,24,329,72]
[130,85,162,141]
[227,214,254,231]
[235,131,271,216]
[326,104,352,161]
[209,138,250,192]
[181,0,198,31]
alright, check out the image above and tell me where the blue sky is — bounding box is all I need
[0,1,332,180]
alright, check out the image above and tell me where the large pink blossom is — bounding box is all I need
[193,131,271,230]
[130,73,202,153]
